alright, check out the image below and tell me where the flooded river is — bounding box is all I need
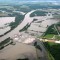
[0,10,60,42]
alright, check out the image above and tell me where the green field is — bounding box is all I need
[43,24,60,39]
[55,35,60,40]
[43,34,54,39]
[42,23,60,60]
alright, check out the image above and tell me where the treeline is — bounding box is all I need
[9,14,25,29]
[0,14,25,37]
[44,24,58,36]
[19,23,30,32]
[44,42,60,60]
[30,11,48,17]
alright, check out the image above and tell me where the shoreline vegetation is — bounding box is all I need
[42,22,60,60]
[19,23,31,32]
[0,37,12,50]
[0,14,25,37]
[30,10,48,17]
[44,42,60,60]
